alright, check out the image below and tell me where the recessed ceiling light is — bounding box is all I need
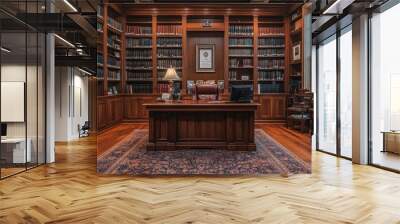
[1,47,11,53]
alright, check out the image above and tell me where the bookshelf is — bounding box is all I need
[96,5,305,130]
[125,16,154,94]
[257,16,286,94]
[228,16,254,87]
[156,16,183,94]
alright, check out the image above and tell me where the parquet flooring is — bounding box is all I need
[1,124,400,224]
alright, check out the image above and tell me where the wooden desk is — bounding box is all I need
[144,101,259,151]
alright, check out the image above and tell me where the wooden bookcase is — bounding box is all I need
[97,4,304,130]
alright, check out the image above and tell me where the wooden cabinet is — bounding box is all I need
[97,96,124,130]
[255,94,287,122]
[124,96,155,120]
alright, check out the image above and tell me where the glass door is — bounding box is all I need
[317,35,337,154]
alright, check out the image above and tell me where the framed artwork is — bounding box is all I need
[196,44,215,72]
[293,43,301,61]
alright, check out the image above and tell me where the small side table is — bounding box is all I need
[382,131,400,154]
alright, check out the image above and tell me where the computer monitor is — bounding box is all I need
[230,85,253,103]
[1,123,7,137]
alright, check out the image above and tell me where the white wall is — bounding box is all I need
[55,67,89,141]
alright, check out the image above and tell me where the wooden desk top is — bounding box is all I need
[144,100,260,111]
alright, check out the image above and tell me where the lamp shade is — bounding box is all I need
[164,67,180,81]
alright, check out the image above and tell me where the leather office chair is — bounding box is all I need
[195,84,219,100]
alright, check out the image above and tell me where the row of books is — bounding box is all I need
[109,50,120,58]
[259,37,285,46]
[229,25,253,36]
[126,49,152,58]
[108,34,120,42]
[108,84,120,95]
[107,40,120,50]
[229,38,253,46]
[126,83,153,94]
[259,71,284,81]
[97,22,103,32]
[228,70,252,80]
[258,59,284,69]
[127,38,152,47]
[259,26,284,36]
[229,49,253,56]
[258,83,284,93]
[108,71,121,80]
[127,72,152,81]
[229,58,253,67]
[97,67,104,78]
[158,59,182,69]
[259,48,285,57]
[157,38,182,47]
[157,25,182,35]
[97,54,103,64]
[158,83,169,93]
[107,17,122,31]
[108,57,121,67]
[127,60,152,68]
[126,25,152,35]
[157,48,182,57]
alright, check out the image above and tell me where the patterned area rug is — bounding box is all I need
[97,129,310,175]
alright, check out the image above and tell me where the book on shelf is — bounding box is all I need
[126,83,153,94]
[157,48,182,57]
[127,60,152,69]
[126,38,152,47]
[107,56,121,67]
[258,48,284,57]
[229,38,253,46]
[158,83,169,94]
[157,25,182,35]
[126,49,152,58]
[229,25,253,36]
[259,37,285,47]
[259,26,284,36]
[259,71,284,81]
[258,83,284,94]
[229,58,253,68]
[108,70,121,80]
[126,25,152,35]
[157,37,182,47]
[107,17,122,31]
[157,59,182,69]
[258,59,284,69]
[127,72,152,81]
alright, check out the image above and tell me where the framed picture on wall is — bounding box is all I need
[293,43,301,61]
[196,44,215,72]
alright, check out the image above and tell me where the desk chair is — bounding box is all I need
[78,121,90,138]
[195,84,219,101]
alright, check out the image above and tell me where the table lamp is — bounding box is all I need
[163,66,180,100]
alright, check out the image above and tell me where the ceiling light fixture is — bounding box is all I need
[1,47,11,53]
[54,34,75,48]
[63,0,78,12]
[322,0,355,15]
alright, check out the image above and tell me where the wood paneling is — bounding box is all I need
[255,94,287,121]
[186,32,225,81]
[124,96,154,120]
[146,102,258,151]
[97,96,123,130]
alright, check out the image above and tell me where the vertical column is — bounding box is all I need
[152,15,157,94]
[182,15,187,94]
[103,4,109,95]
[121,15,126,94]
[302,2,313,91]
[224,15,229,95]
[352,14,369,164]
[253,16,258,95]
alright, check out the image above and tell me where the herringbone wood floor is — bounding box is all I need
[1,124,400,224]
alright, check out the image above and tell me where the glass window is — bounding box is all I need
[370,3,400,171]
[339,26,352,158]
[317,35,337,154]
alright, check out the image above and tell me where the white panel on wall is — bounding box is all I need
[1,82,25,122]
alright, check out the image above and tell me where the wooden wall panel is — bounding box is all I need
[186,32,225,81]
